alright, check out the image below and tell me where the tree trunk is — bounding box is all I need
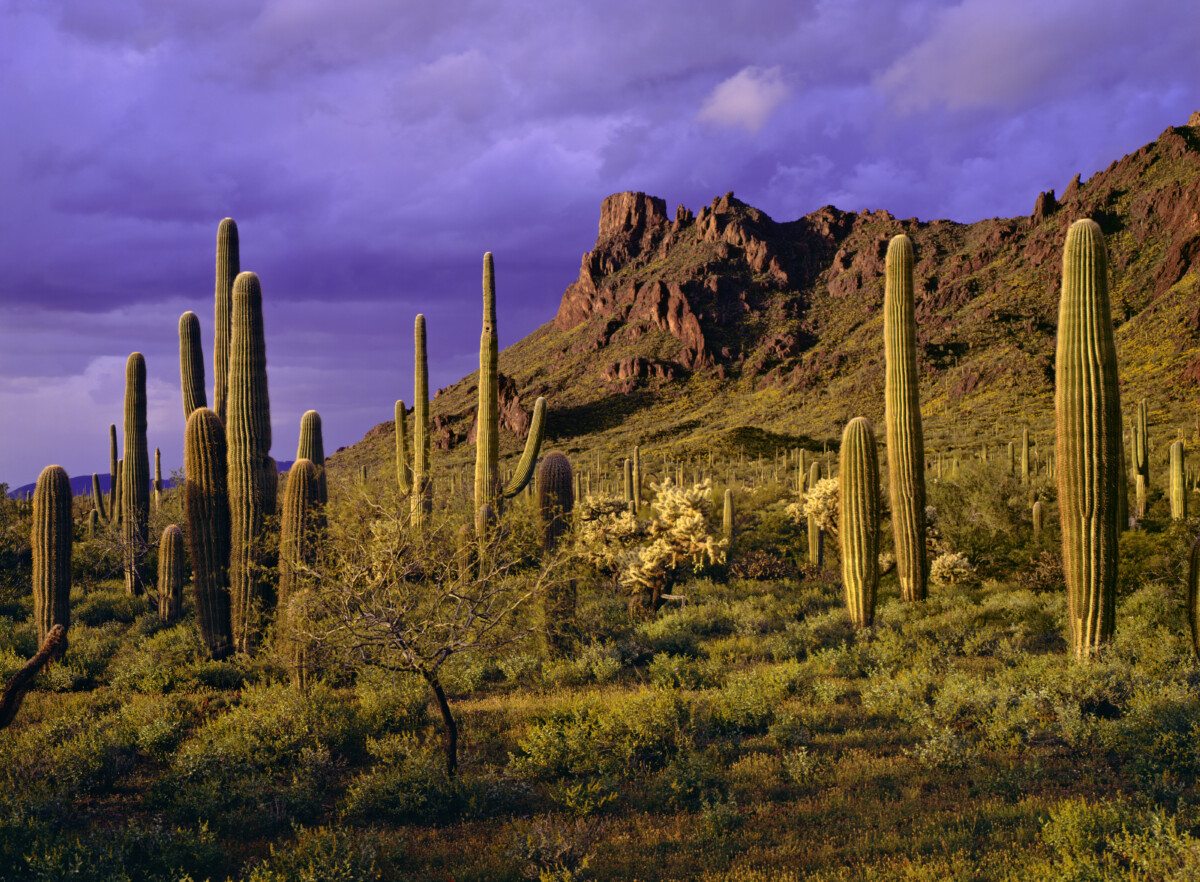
[424,671,458,776]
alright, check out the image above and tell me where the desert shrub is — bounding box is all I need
[544,642,627,687]
[507,813,605,882]
[636,602,735,656]
[929,551,976,587]
[927,469,1031,573]
[73,590,149,626]
[728,548,791,581]
[353,667,430,735]
[108,622,208,693]
[648,653,724,689]
[647,740,727,811]
[696,662,802,737]
[339,734,457,823]
[40,621,124,690]
[243,824,392,882]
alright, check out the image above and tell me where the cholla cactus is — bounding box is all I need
[929,551,975,587]
[802,478,840,536]
[619,478,727,612]
[574,493,646,583]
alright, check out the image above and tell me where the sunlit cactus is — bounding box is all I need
[1032,499,1044,542]
[213,218,240,425]
[185,407,233,660]
[32,465,71,658]
[1055,219,1122,660]
[538,452,574,554]
[122,352,150,595]
[296,410,327,505]
[1171,440,1186,520]
[633,445,642,512]
[154,448,163,512]
[839,418,879,628]
[179,310,207,418]
[226,270,272,654]
[412,314,432,529]
[91,473,108,523]
[278,459,322,671]
[808,461,823,567]
[395,400,412,495]
[1020,428,1030,485]
[108,425,118,524]
[157,524,185,623]
[882,233,927,602]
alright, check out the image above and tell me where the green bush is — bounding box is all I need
[339,734,457,823]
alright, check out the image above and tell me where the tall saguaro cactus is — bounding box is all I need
[882,233,928,602]
[840,418,880,628]
[158,524,184,623]
[108,424,118,521]
[32,465,71,657]
[296,410,327,505]
[226,271,272,654]
[473,252,546,526]
[412,314,431,529]
[122,353,150,595]
[395,400,412,495]
[213,218,240,426]
[538,452,575,655]
[179,310,207,418]
[278,459,322,675]
[1170,440,1186,520]
[185,407,233,660]
[1056,219,1122,660]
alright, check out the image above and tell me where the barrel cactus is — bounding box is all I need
[882,233,927,602]
[839,418,879,628]
[32,465,71,657]
[184,407,233,660]
[1055,219,1122,659]
[157,525,185,623]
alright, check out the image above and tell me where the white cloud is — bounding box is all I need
[697,65,789,133]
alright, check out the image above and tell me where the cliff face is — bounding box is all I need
[345,115,1200,468]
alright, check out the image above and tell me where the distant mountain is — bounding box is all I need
[8,461,295,500]
[342,113,1200,476]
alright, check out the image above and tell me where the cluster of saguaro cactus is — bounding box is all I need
[883,234,927,603]
[32,465,72,656]
[226,271,273,654]
[1056,219,1122,660]
[840,418,879,627]
[122,353,150,595]
[185,407,233,659]
[473,253,546,534]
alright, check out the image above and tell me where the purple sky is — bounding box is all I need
[2,0,1197,487]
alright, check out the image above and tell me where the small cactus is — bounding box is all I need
[839,418,879,628]
[633,445,642,513]
[32,465,71,658]
[157,525,185,623]
[1021,428,1030,485]
[538,452,575,655]
[154,448,163,512]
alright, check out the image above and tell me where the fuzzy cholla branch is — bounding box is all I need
[573,493,647,579]
[619,478,726,611]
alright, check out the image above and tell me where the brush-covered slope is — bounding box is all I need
[334,114,1200,479]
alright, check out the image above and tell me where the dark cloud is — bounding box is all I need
[1,0,1197,483]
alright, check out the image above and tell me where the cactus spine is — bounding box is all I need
[472,253,546,524]
[296,410,327,505]
[184,407,233,660]
[1055,219,1122,660]
[226,271,272,654]
[122,353,150,595]
[412,315,431,529]
[179,310,207,418]
[395,400,412,495]
[32,465,71,657]
[882,234,928,602]
[1171,440,1186,520]
[840,418,879,628]
[213,218,239,425]
[158,525,184,623]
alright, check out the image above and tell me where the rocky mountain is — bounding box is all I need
[335,112,1200,477]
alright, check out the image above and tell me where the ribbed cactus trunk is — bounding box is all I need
[262,457,278,518]
[1170,440,1186,520]
[622,459,633,507]
[882,234,928,603]
[278,459,322,679]
[179,310,207,419]
[722,488,734,542]
[87,510,97,540]
[538,453,575,655]
[185,407,233,660]
[1189,536,1200,661]
[1032,500,1044,543]
[91,474,108,523]
[1055,219,1122,660]
[1020,428,1030,485]
[157,525,185,623]
[633,445,642,513]
[412,315,431,530]
[1008,441,1015,476]
[1134,399,1149,486]
[32,465,71,658]
[114,459,123,528]
[475,253,502,522]
[394,400,412,495]
[108,424,118,523]
[840,418,879,628]
[122,353,150,595]
[213,218,239,426]
[807,461,823,567]
[154,448,163,512]
[296,410,327,505]
[226,271,272,655]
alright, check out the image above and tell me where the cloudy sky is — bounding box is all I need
[1,0,1196,488]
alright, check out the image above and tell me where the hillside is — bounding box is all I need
[331,113,1200,480]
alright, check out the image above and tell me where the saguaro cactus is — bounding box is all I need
[1170,440,1186,520]
[184,407,233,660]
[394,401,412,495]
[538,452,575,655]
[296,410,327,505]
[623,459,633,506]
[158,525,185,623]
[473,252,546,524]
[412,314,432,529]
[883,233,928,603]
[1189,537,1200,661]
[108,424,118,522]
[122,352,150,595]
[633,445,643,512]
[1056,219,1122,660]
[807,461,823,567]
[1020,428,1031,485]
[179,310,207,418]
[154,448,163,512]
[722,488,734,542]
[213,218,240,425]
[32,465,71,657]
[278,459,322,673]
[226,271,272,654]
[1032,500,1044,542]
[91,473,108,523]
[840,418,879,628]
[1134,399,1149,487]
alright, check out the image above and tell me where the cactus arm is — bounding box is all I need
[213,218,239,425]
[394,400,412,495]
[179,310,207,418]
